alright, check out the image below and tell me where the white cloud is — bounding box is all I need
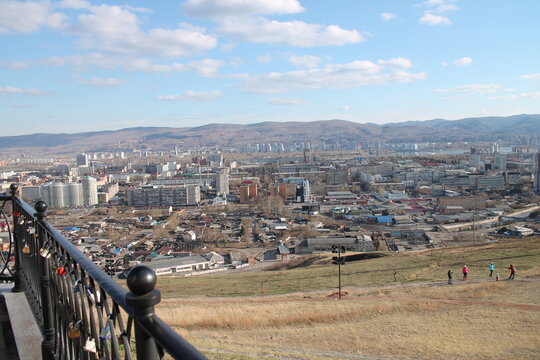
[68,5,217,57]
[436,83,501,94]
[418,0,459,13]
[453,57,473,66]
[378,57,413,69]
[0,86,49,95]
[182,0,304,18]
[77,77,126,87]
[518,92,540,98]
[490,92,540,100]
[340,105,350,111]
[45,54,224,76]
[419,13,451,25]
[288,55,322,69]
[217,16,364,47]
[380,12,397,21]
[0,0,66,33]
[417,0,457,25]
[239,58,426,93]
[257,54,273,63]
[3,61,29,69]
[520,73,540,80]
[266,97,309,105]
[56,0,91,10]
[156,90,223,102]
[11,103,31,108]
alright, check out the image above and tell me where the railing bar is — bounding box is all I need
[93,289,111,360]
[112,302,133,360]
[85,277,100,360]
[76,269,92,360]
[63,255,75,360]
[102,294,122,360]
[58,254,71,360]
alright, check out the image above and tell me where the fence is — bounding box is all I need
[1,184,207,360]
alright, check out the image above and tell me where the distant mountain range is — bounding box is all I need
[1,114,539,151]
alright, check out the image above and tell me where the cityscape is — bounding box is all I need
[1,124,540,359]
[1,0,540,359]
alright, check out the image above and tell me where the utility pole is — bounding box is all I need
[472,207,476,246]
[332,245,346,299]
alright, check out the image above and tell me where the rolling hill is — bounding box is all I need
[1,114,538,151]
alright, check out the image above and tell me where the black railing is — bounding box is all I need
[0,184,207,360]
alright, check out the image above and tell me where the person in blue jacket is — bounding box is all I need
[489,262,495,277]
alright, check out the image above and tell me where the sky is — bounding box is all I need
[1,0,540,136]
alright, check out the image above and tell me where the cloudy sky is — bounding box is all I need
[1,0,539,135]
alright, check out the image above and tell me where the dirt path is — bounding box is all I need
[167,278,540,360]
[163,278,540,313]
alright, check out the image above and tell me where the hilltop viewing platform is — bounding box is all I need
[0,185,206,360]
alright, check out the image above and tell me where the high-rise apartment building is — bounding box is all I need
[76,153,89,167]
[215,168,229,195]
[239,184,258,203]
[493,154,507,171]
[534,153,540,194]
[468,149,483,171]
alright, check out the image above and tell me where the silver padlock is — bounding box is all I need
[83,337,96,353]
[99,324,111,340]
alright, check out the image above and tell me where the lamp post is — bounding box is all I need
[331,245,346,299]
[472,207,476,246]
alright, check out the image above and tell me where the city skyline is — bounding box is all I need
[1,0,540,136]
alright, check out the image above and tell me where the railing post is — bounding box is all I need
[35,201,56,360]
[126,266,162,360]
[10,184,23,293]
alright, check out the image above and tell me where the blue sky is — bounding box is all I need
[1,0,539,136]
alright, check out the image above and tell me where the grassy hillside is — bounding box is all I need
[155,237,540,298]
[153,237,540,360]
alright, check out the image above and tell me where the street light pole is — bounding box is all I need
[338,247,341,300]
[472,207,476,246]
[332,245,346,300]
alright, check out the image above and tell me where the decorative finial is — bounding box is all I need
[127,266,157,296]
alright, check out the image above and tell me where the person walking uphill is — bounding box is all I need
[447,269,453,284]
[462,265,469,281]
[489,262,495,277]
[508,264,516,280]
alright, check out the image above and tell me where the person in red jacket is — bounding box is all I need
[508,264,516,280]
[462,265,469,280]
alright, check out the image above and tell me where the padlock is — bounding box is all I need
[83,337,96,353]
[67,321,81,339]
[18,217,25,225]
[13,211,20,217]
[99,324,111,340]
[73,279,81,293]
[39,248,51,258]
[117,331,126,345]
[28,227,36,234]
[22,244,30,254]
[57,267,67,276]
[87,289,102,305]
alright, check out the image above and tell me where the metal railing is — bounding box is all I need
[1,184,207,360]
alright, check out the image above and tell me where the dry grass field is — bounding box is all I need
[155,237,540,298]
[152,237,540,359]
